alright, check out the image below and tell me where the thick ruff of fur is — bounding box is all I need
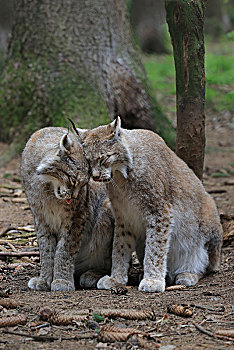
[21,127,114,292]
[76,117,223,293]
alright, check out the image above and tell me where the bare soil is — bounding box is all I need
[0,110,233,349]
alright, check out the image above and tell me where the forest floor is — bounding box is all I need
[0,107,233,349]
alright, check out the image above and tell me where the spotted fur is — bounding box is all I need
[75,117,223,293]
[21,127,114,292]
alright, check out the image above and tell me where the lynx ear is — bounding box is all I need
[60,134,72,153]
[109,116,121,137]
[67,118,87,143]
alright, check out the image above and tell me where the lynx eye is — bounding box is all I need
[99,155,110,165]
[70,178,79,187]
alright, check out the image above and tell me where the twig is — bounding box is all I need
[1,330,57,342]
[0,251,40,257]
[0,225,16,238]
[165,285,186,291]
[1,329,95,342]
[194,322,214,337]
[0,240,17,251]
[186,304,224,313]
[7,234,36,240]
[194,322,234,342]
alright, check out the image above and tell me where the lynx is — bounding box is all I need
[21,127,114,292]
[74,117,223,293]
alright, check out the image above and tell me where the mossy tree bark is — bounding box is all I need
[0,0,175,160]
[166,0,206,180]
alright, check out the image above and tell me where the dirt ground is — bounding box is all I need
[0,109,233,349]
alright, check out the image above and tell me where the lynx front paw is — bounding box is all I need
[51,279,75,292]
[138,278,165,293]
[80,270,102,288]
[175,272,201,287]
[97,275,124,290]
[28,277,50,291]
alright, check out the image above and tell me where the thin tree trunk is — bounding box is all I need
[0,0,175,162]
[166,0,206,180]
[131,0,168,54]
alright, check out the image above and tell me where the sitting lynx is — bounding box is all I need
[74,117,223,293]
[21,127,114,292]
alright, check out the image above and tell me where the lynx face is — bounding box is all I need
[77,119,132,182]
[36,134,89,203]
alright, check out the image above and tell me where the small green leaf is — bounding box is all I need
[92,313,104,323]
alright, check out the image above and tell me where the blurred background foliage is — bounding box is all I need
[0,0,233,126]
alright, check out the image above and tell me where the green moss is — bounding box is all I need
[0,55,110,157]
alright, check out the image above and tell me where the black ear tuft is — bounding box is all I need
[68,118,77,134]
[67,118,87,143]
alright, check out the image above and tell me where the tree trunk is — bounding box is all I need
[0,0,13,52]
[205,0,232,36]
[0,0,175,161]
[131,0,168,54]
[166,0,206,180]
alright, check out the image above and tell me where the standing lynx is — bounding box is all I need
[75,117,223,293]
[21,127,114,292]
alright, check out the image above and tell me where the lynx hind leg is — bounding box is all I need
[28,277,50,291]
[80,270,103,288]
[207,224,223,273]
[202,195,223,273]
[175,272,203,286]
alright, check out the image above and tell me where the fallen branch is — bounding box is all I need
[0,314,27,327]
[165,285,186,291]
[0,225,16,238]
[0,251,40,257]
[0,240,17,251]
[2,329,57,342]
[17,225,35,232]
[185,304,224,313]
[2,329,95,342]
[194,323,234,342]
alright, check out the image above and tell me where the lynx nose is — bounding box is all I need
[92,169,101,182]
